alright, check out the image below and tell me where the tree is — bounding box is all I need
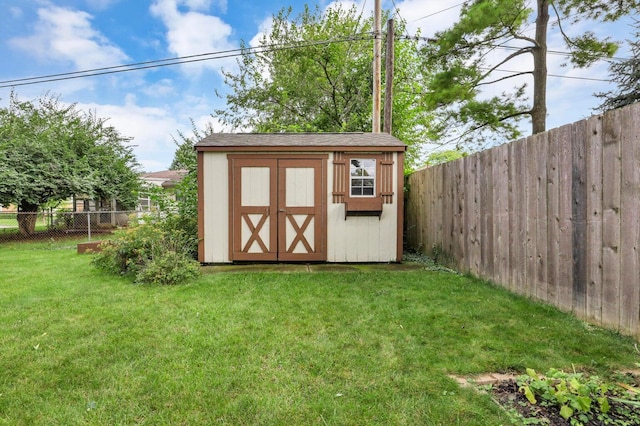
[215,4,433,168]
[597,19,640,111]
[0,92,140,235]
[425,149,467,167]
[169,119,214,171]
[422,0,638,147]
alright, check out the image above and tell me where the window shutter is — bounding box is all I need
[380,152,394,204]
[332,152,346,203]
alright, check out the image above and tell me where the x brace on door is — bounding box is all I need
[285,213,313,254]
[241,211,269,253]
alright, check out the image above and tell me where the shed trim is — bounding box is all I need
[197,145,405,153]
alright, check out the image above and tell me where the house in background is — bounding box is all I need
[195,133,406,264]
[138,169,188,211]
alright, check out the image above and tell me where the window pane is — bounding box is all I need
[349,158,376,198]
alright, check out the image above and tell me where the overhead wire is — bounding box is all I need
[0,33,372,89]
[1,0,629,90]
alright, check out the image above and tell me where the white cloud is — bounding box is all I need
[85,0,121,10]
[141,79,178,97]
[9,7,23,19]
[9,6,128,70]
[249,17,273,47]
[150,0,236,75]
[77,95,181,171]
[75,93,230,172]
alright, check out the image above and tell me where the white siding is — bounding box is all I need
[203,153,230,263]
[326,152,399,262]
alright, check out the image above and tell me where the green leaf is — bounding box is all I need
[598,396,610,414]
[559,404,574,419]
[520,385,537,404]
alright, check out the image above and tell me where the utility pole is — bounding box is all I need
[372,0,381,133]
[383,18,394,134]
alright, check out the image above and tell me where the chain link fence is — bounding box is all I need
[0,210,161,243]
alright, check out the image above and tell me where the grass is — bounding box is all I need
[1,240,638,425]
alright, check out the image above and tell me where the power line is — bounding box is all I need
[1,28,624,89]
[409,1,466,23]
[480,67,612,82]
[0,34,373,89]
[395,35,631,62]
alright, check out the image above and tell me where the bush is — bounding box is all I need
[92,217,200,285]
[135,250,200,285]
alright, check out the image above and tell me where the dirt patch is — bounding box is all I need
[452,372,640,425]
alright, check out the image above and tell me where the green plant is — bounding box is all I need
[517,368,623,425]
[135,249,200,285]
[92,218,200,284]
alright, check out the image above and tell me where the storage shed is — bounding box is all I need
[195,133,406,263]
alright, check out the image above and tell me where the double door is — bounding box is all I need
[230,156,326,261]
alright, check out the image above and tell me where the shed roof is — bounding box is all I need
[194,132,406,152]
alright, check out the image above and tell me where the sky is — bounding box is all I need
[0,0,635,172]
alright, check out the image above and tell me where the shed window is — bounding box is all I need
[350,159,376,197]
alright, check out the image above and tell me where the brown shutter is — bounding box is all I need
[380,152,394,204]
[333,152,346,203]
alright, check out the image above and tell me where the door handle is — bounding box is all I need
[278,209,286,213]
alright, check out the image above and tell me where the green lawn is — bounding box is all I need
[1,240,638,425]
[0,216,17,228]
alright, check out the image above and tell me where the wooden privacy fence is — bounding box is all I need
[406,103,640,337]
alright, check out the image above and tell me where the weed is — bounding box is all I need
[516,368,640,425]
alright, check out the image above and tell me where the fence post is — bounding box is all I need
[87,212,91,241]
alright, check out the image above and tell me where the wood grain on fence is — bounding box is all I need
[406,103,640,337]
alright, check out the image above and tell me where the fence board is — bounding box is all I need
[601,108,622,328]
[494,145,510,286]
[515,138,528,295]
[480,150,494,280]
[467,155,481,276]
[454,159,466,269]
[557,124,574,311]
[536,132,549,301]
[546,127,560,306]
[619,105,640,334]
[586,115,603,325]
[572,120,588,318]
[525,135,538,299]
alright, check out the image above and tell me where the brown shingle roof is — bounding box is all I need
[195,132,406,151]
[141,169,188,181]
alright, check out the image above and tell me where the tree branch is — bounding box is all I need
[477,47,534,81]
[476,70,533,87]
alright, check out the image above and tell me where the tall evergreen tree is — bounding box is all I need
[597,19,640,111]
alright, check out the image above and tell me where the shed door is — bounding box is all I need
[230,157,326,261]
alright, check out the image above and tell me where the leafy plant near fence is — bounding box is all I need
[516,368,640,425]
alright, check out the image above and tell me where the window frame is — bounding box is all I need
[349,158,377,198]
[344,154,383,217]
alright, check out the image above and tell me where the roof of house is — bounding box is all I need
[141,169,188,189]
[194,132,407,152]
[141,169,188,181]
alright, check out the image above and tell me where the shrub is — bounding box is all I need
[92,217,200,285]
[135,250,200,285]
